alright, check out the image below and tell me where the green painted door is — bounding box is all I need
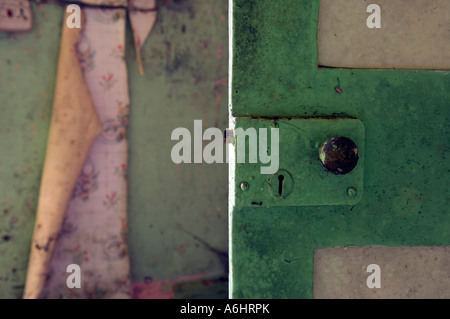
[230,0,449,298]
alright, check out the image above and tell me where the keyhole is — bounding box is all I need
[278,175,285,196]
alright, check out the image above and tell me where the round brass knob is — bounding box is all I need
[319,137,359,175]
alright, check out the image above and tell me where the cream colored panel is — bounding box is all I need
[314,246,450,299]
[318,0,450,69]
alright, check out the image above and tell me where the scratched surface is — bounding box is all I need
[0,0,228,298]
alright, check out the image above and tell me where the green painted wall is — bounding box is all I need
[127,0,229,284]
[0,0,228,298]
[0,3,61,298]
[230,0,449,298]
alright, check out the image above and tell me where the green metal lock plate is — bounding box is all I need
[234,117,364,207]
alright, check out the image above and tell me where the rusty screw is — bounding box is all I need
[240,182,249,191]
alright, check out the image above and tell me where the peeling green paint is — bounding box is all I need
[231,0,449,299]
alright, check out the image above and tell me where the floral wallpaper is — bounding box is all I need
[41,7,131,299]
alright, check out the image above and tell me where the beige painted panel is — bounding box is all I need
[314,246,450,299]
[318,0,450,69]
